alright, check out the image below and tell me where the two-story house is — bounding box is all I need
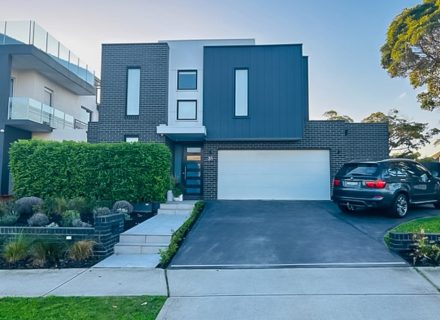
[88,39,389,200]
[0,21,98,195]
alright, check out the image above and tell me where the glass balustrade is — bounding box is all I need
[8,97,85,130]
[0,20,95,86]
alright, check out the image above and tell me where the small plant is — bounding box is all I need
[30,239,66,267]
[34,197,67,223]
[14,197,43,218]
[172,183,184,198]
[410,230,440,266]
[93,207,111,217]
[68,197,94,223]
[27,213,49,227]
[71,219,92,228]
[60,210,81,227]
[68,240,96,262]
[112,201,134,214]
[0,200,14,216]
[0,212,20,226]
[2,235,29,264]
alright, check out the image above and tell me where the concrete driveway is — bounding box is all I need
[170,201,440,268]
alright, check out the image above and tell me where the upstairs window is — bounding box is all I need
[43,87,53,106]
[177,100,197,120]
[178,70,197,90]
[235,69,248,117]
[126,68,140,115]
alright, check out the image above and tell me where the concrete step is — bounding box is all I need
[119,234,171,245]
[160,202,195,210]
[114,243,169,255]
[157,208,192,215]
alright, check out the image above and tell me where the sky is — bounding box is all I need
[2,0,439,156]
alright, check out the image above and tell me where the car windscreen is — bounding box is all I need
[337,163,379,177]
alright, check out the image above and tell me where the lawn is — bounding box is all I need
[0,296,166,320]
[389,216,440,234]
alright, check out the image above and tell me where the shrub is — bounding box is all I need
[68,240,95,262]
[34,197,67,223]
[14,197,43,218]
[159,201,205,267]
[27,213,49,227]
[68,197,94,223]
[30,239,67,267]
[93,207,111,217]
[411,231,440,266]
[0,212,19,226]
[9,140,171,202]
[61,210,80,227]
[71,219,92,228]
[3,235,29,264]
[0,201,14,216]
[112,201,134,214]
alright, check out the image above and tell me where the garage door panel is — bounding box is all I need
[217,150,330,200]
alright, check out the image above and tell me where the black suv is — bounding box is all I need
[332,159,440,217]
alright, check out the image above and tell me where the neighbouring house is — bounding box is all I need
[89,39,389,201]
[0,21,99,195]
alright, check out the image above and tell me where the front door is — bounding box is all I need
[182,146,202,199]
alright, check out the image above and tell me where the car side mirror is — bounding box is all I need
[432,171,439,178]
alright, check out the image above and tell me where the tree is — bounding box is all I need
[322,110,353,122]
[381,1,440,111]
[362,109,439,158]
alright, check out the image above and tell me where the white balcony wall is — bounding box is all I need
[10,69,97,123]
[33,129,87,142]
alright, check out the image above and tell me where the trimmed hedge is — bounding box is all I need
[9,140,171,202]
[159,201,205,267]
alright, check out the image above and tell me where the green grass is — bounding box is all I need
[389,216,440,234]
[159,201,205,267]
[0,296,166,320]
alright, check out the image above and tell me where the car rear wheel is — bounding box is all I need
[390,194,408,218]
[338,204,355,213]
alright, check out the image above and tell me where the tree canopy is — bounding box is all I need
[381,0,440,111]
[322,110,354,122]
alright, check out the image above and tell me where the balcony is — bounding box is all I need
[7,97,87,133]
[0,21,95,86]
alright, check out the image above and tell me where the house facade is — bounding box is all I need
[88,39,389,200]
[0,21,98,195]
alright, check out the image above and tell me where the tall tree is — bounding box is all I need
[362,109,439,158]
[322,110,354,122]
[381,0,440,111]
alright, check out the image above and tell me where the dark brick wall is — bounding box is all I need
[202,120,389,200]
[0,213,125,258]
[88,43,169,143]
[388,232,440,251]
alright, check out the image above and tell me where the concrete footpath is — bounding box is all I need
[1,267,440,319]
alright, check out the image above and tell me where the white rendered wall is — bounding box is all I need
[163,39,255,128]
[10,69,97,123]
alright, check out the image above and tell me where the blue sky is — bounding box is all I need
[3,0,439,155]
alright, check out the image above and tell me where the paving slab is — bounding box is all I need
[156,295,440,320]
[418,267,440,290]
[124,214,189,236]
[48,268,167,296]
[167,267,437,297]
[93,254,160,268]
[0,269,86,297]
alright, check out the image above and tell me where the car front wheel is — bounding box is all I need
[390,194,408,218]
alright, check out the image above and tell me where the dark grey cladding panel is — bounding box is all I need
[203,45,307,140]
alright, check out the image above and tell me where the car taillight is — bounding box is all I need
[364,180,386,189]
[333,179,341,187]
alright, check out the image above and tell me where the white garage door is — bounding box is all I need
[217,150,331,200]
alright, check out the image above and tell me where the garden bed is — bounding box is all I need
[386,216,440,266]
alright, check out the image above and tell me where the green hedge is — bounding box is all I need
[9,140,171,202]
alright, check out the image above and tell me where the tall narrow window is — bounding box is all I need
[235,69,248,117]
[126,68,140,115]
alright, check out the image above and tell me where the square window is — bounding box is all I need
[177,100,197,120]
[178,70,197,90]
